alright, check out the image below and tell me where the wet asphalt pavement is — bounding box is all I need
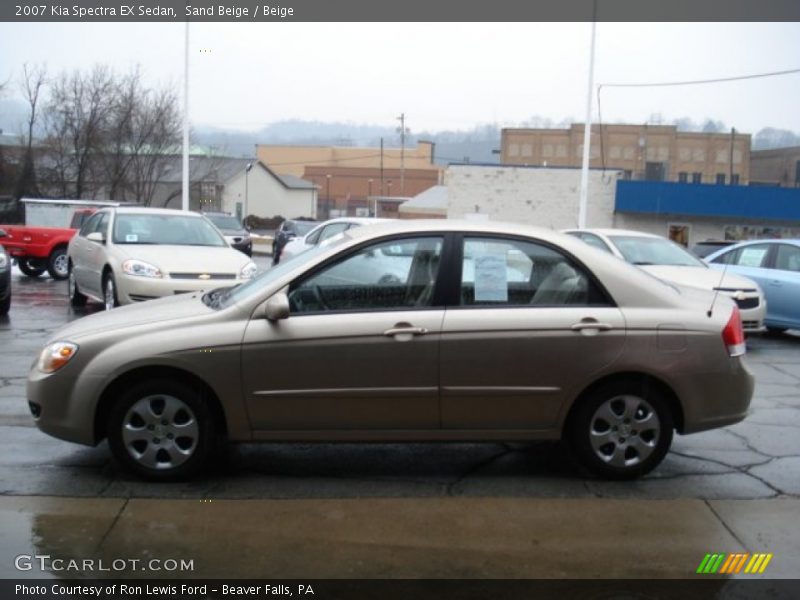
[2,259,800,581]
[1,258,799,502]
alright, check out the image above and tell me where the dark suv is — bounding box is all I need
[203,212,252,256]
[272,219,317,264]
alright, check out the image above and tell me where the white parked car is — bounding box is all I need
[278,217,387,263]
[68,207,258,310]
[564,229,766,332]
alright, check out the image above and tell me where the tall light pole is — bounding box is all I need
[244,162,253,225]
[367,178,373,216]
[326,174,332,219]
[397,113,409,194]
[578,14,597,228]
[181,21,190,211]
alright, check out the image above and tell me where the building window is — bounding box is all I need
[678,147,691,162]
[542,144,554,158]
[609,146,622,160]
[521,143,533,157]
[678,172,688,183]
[692,172,702,184]
[623,147,635,160]
[716,173,726,185]
[731,173,740,185]
[693,149,706,162]
[508,143,519,157]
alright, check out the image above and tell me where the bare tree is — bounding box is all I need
[127,86,181,205]
[14,63,46,201]
[43,65,115,198]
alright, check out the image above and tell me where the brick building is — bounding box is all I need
[501,124,751,185]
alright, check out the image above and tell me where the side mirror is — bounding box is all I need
[87,232,105,243]
[264,292,290,321]
[0,228,7,238]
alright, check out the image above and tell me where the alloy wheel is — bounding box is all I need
[588,394,660,468]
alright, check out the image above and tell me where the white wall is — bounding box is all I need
[222,167,317,220]
[445,165,618,231]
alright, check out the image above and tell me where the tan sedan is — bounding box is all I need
[30,220,753,481]
[67,207,257,309]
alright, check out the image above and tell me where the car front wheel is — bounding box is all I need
[103,272,119,310]
[568,381,673,480]
[107,379,215,480]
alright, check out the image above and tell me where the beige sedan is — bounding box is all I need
[67,207,257,310]
[31,220,753,481]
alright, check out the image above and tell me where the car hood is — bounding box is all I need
[641,265,759,292]
[50,292,214,342]
[218,228,249,237]
[115,244,251,274]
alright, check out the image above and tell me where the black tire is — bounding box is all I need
[0,293,9,316]
[68,263,87,307]
[106,378,216,481]
[47,246,69,280]
[18,258,46,278]
[567,380,673,480]
[103,271,119,310]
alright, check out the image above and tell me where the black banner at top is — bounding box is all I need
[3,0,800,23]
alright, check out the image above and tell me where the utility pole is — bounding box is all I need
[729,127,735,185]
[380,137,384,197]
[181,21,190,211]
[397,113,408,194]
[578,6,597,228]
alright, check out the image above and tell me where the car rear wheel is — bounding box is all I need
[107,379,215,480]
[68,264,87,307]
[568,381,673,480]
[103,272,118,310]
[18,259,46,278]
[47,246,69,280]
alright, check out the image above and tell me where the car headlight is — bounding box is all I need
[240,261,258,279]
[38,342,79,374]
[122,259,162,278]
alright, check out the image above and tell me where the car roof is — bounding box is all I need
[113,207,205,217]
[564,228,662,239]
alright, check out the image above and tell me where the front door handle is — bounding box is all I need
[384,324,428,339]
[571,321,612,332]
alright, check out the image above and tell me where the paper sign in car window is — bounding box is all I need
[474,253,508,302]
[125,234,138,242]
[739,247,767,267]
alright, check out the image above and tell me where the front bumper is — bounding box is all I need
[116,273,247,305]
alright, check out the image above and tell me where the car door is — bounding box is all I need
[440,235,626,431]
[241,235,445,434]
[763,243,800,328]
[83,211,112,299]
[70,212,103,292]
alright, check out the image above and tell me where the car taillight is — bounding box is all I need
[722,305,746,357]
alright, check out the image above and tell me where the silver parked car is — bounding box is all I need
[30,220,753,481]
[564,228,766,332]
[68,207,258,310]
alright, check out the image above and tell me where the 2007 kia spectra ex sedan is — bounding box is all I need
[28,220,754,481]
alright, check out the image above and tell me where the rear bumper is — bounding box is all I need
[679,357,755,434]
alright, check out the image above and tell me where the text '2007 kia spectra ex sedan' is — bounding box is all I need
[28,220,754,481]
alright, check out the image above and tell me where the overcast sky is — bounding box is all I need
[1,22,799,134]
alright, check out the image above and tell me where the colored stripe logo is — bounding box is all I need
[696,553,773,574]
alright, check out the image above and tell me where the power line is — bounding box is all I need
[599,67,800,89]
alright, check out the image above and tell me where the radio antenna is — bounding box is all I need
[707,255,732,318]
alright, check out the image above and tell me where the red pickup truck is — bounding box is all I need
[0,199,103,280]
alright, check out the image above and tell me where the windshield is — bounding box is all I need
[113,214,227,246]
[207,215,244,230]
[217,240,342,309]
[294,221,317,235]
[609,235,705,267]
